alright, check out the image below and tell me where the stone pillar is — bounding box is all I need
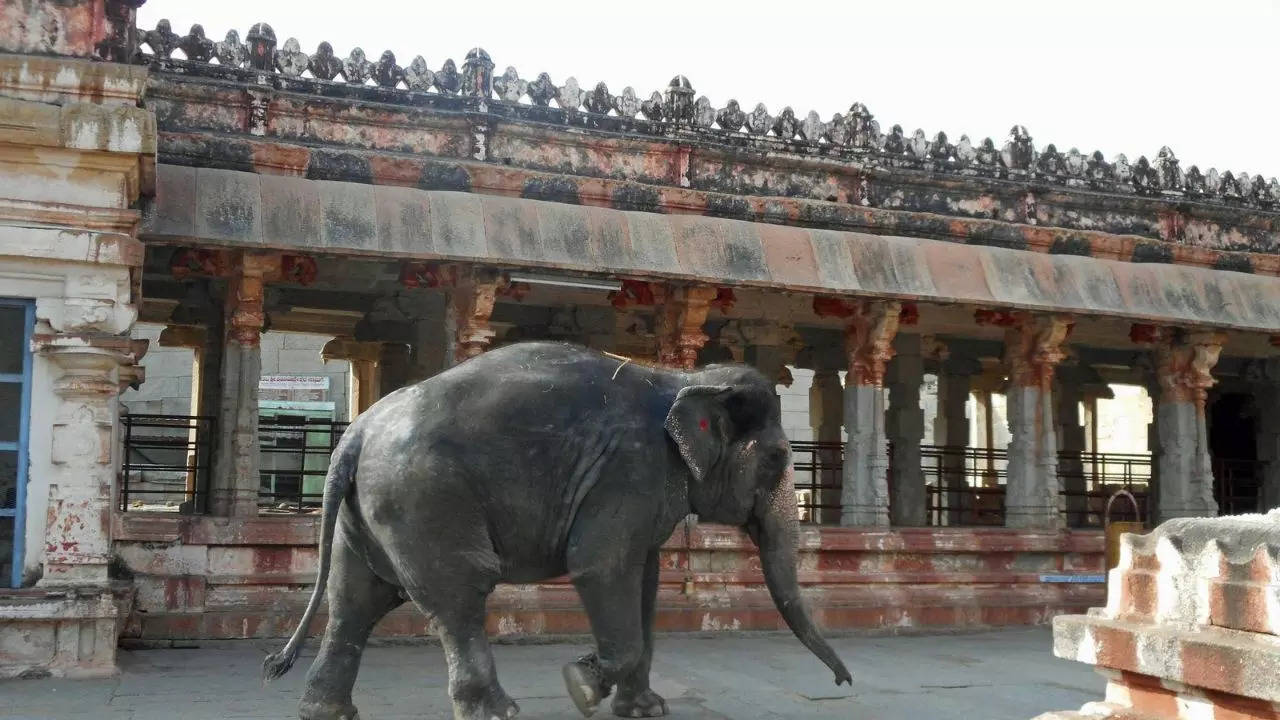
[656,285,718,369]
[1056,371,1088,526]
[210,252,281,517]
[1003,313,1072,529]
[887,334,926,526]
[1150,329,1224,520]
[809,369,844,525]
[321,338,383,420]
[937,358,975,526]
[741,321,800,389]
[840,300,901,527]
[157,324,213,507]
[38,342,136,585]
[378,342,412,396]
[448,267,501,364]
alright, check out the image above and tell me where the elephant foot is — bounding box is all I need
[298,699,359,720]
[452,689,519,720]
[562,655,613,718]
[612,689,668,718]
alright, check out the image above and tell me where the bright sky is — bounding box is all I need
[139,0,1280,178]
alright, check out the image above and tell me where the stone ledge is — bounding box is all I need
[0,224,143,266]
[0,96,156,156]
[0,54,149,107]
[1052,613,1280,703]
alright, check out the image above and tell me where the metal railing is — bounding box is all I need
[792,441,1155,527]
[790,441,843,523]
[258,417,348,513]
[119,414,216,513]
[921,445,1009,526]
[1215,458,1263,516]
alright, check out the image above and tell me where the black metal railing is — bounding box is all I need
[120,414,216,512]
[1215,458,1264,516]
[921,445,1009,526]
[794,441,1154,527]
[258,417,348,513]
[790,441,843,523]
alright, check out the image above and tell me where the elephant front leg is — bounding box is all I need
[564,559,667,718]
[610,550,666,718]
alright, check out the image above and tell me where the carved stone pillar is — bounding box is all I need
[448,267,500,364]
[887,334,926,526]
[1148,329,1224,520]
[937,353,977,526]
[1254,361,1280,512]
[38,340,134,586]
[809,369,844,525]
[743,321,801,390]
[840,299,900,527]
[1055,369,1088,527]
[211,251,281,517]
[378,343,412,397]
[321,338,383,420]
[1003,313,1072,529]
[656,285,718,369]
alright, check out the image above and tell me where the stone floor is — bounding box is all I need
[0,628,1097,719]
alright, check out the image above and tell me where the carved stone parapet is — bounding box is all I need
[656,284,717,370]
[843,300,902,387]
[1004,313,1073,388]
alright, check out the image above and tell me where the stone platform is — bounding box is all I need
[112,515,1105,641]
[0,628,1097,720]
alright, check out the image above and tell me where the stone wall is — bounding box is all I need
[112,514,1104,642]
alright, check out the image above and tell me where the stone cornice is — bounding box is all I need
[143,67,1280,263]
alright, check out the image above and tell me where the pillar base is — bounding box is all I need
[840,507,890,527]
[0,584,133,678]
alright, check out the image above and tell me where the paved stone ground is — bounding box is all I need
[1,628,1097,719]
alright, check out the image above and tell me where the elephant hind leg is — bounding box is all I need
[298,533,403,720]
[406,585,518,720]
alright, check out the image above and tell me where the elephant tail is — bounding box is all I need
[262,429,363,683]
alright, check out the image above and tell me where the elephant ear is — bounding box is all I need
[664,385,734,482]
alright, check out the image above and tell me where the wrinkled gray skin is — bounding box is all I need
[264,342,851,720]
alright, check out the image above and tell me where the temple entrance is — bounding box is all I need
[1209,393,1261,515]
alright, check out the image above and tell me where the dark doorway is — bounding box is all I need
[1209,392,1260,515]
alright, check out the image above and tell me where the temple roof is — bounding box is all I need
[135,20,1280,214]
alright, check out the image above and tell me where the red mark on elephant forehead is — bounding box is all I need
[699,419,709,431]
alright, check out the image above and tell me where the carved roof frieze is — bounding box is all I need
[136,21,1280,213]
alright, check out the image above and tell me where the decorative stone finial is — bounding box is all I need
[245,22,276,72]
[462,47,494,98]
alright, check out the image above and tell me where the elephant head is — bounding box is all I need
[665,367,852,686]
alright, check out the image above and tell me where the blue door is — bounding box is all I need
[0,300,33,588]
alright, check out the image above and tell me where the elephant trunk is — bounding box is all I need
[750,475,852,686]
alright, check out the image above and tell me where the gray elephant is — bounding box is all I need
[264,342,851,720]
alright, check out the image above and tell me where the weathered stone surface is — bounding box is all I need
[1047,511,1280,719]
[112,515,1104,640]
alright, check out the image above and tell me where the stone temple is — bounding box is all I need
[3,2,1280,716]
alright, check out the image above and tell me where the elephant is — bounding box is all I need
[263,341,851,720]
